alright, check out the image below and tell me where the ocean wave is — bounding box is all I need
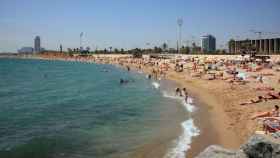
[164,119,200,158]
[182,98,195,113]
[162,91,196,113]
[162,91,199,158]
[152,82,160,89]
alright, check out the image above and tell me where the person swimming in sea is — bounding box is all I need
[43,74,48,79]
[120,78,132,84]
[120,78,128,84]
[101,69,109,72]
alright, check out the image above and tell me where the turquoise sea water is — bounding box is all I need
[0,58,190,158]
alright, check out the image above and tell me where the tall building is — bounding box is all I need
[228,38,280,54]
[34,36,41,53]
[201,35,216,53]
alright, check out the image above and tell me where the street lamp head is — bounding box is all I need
[177,18,183,27]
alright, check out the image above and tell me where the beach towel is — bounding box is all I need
[272,131,280,138]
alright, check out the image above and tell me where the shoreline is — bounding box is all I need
[7,53,280,157]
[129,64,240,157]
[167,73,242,148]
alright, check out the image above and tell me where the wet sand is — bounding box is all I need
[128,79,192,158]
[120,69,224,158]
[168,73,242,149]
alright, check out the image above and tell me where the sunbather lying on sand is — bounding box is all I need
[254,86,274,91]
[265,91,280,100]
[251,105,279,120]
[240,96,265,105]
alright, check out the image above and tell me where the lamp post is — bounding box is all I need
[177,18,183,53]
[80,32,83,52]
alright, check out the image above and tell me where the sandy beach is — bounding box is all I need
[21,52,280,157]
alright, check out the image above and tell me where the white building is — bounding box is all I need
[18,47,34,53]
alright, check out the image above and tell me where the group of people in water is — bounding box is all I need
[175,87,189,102]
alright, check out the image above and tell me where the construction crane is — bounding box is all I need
[250,30,280,39]
[249,30,263,39]
[266,32,280,38]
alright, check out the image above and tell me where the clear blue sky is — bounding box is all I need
[0,0,279,52]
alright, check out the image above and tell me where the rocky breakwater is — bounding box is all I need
[196,134,280,158]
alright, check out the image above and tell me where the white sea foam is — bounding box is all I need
[152,82,160,89]
[162,91,196,112]
[162,91,199,158]
[182,98,196,113]
[164,119,200,158]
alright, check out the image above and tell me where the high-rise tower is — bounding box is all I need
[34,36,41,53]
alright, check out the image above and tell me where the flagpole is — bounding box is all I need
[80,32,83,52]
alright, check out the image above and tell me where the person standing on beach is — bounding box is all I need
[183,88,188,102]
[175,88,182,96]
[258,74,263,83]
[193,62,197,72]
[233,68,238,80]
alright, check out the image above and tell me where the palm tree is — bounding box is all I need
[154,46,162,54]
[114,48,119,54]
[120,48,124,53]
[109,47,112,53]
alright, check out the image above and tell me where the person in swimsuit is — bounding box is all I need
[240,96,264,105]
[251,105,279,120]
[182,88,188,102]
[266,91,280,100]
[175,88,182,96]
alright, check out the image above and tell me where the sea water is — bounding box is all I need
[0,58,199,158]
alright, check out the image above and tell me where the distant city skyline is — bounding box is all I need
[0,0,280,52]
